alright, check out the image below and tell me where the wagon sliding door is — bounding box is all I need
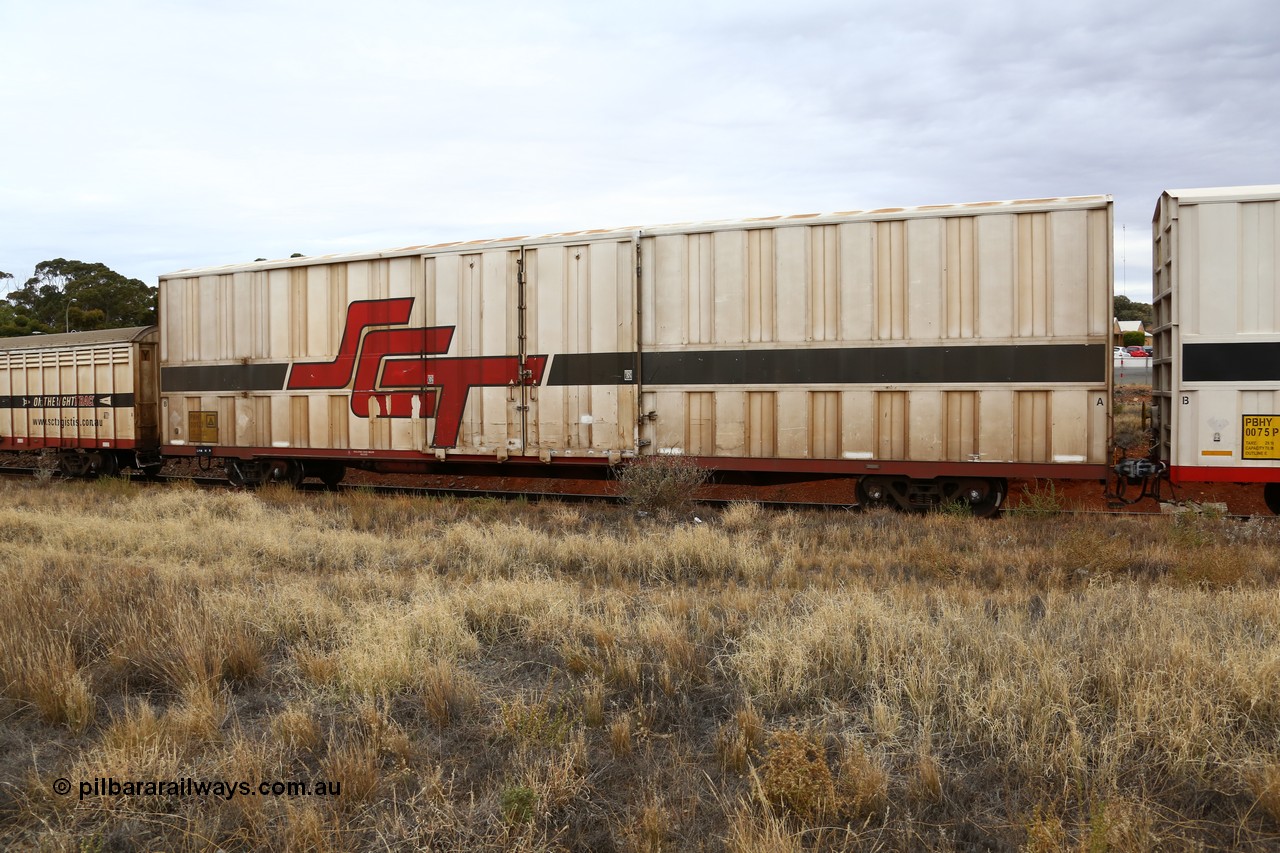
[523,238,639,460]
[418,247,526,455]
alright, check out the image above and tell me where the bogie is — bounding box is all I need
[225,458,310,488]
[56,450,121,479]
[856,475,1007,517]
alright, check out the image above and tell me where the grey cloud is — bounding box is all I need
[1,0,1277,294]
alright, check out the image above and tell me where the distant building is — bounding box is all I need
[1116,319,1151,346]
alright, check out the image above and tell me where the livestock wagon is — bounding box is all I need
[0,326,161,476]
[158,194,1114,512]
[1151,185,1280,511]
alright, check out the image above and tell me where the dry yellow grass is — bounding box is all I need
[0,477,1278,850]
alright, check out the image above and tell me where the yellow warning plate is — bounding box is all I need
[1242,415,1280,460]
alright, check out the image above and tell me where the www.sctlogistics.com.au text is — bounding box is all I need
[69,777,341,801]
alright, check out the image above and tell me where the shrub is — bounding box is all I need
[616,454,710,515]
[1122,330,1146,347]
[500,784,537,824]
[759,730,835,822]
[1015,480,1066,517]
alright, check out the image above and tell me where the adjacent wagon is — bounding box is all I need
[1151,185,1280,511]
[0,326,161,476]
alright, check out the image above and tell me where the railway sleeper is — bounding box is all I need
[856,475,1007,517]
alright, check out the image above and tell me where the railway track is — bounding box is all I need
[0,462,850,512]
[2,461,1273,520]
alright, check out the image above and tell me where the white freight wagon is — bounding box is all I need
[0,327,161,476]
[159,194,1113,510]
[1151,185,1280,511]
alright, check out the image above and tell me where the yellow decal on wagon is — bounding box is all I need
[188,410,219,444]
[1242,415,1280,460]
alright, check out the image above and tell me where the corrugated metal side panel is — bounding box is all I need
[1240,202,1279,333]
[639,202,1111,465]
[877,391,908,459]
[162,257,429,452]
[525,239,636,456]
[747,391,776,456]
[746,230,775,342]
[686,392,715,455]
[0,342,141,447]
[160,195,1112,280]
[945,218,977,338]
[876,220,907,339]
[944,391,978,460]
[419,248,519,454]
[1015,391,1049,462]
[1166,192,1280,473]
[809,391,840,458]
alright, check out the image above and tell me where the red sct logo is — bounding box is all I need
[285,298,546,447]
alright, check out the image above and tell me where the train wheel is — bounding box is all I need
[267,460,303,488]
[226,460,252,488]
[964,479,1006,519]
[94,452,118,478]
[855,476,894,510]
[1265,483,1280,515]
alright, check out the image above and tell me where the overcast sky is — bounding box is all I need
[2,0,1277,300]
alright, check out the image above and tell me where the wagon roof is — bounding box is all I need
[161,194,1112,279]
[1162,185,1280,204]
[0,326,156,352]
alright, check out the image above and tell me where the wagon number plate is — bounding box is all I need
[1242,415,1280,460]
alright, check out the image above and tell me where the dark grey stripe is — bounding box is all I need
[549,344,1105,386]
[1184,342,1280,382]
[161,363,290,392]
[547,352,638,385]
[0,393,136,409]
